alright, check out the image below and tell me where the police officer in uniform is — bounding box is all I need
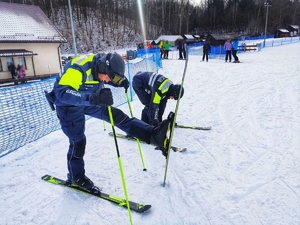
[132,71,184,126]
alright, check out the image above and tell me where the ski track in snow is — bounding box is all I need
[1,43,300,225]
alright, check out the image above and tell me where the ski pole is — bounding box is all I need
[163,44,189,187]
[102,120,106,131]
[125,92,147,171]
[107,106,133,225]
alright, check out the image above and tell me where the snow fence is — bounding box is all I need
[0,54,161,157]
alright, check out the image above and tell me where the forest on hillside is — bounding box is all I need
[2,0,300,53]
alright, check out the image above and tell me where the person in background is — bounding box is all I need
[159,40,164,59]
[18,65,26,78]
[182,42,187,60]
[17,64,21,74]
[202,41,211,62]
[178,41,183,60]
[224,39,232,62]
[8,63,16,79]
[146,41,153,49]
[132,71,184,126]
[163,40,172,59]
[45,53,172,194]
[232,39,240,63]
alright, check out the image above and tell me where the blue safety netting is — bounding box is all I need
[187,36,300,59]
[137,48,162,69]
[0,54,161,157]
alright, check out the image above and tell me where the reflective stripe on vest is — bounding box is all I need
[59,68,82,91]
[59,54,99,89]
[152,77,172,104]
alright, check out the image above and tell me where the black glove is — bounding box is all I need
[91,88,113,106]
[119,77,129,93]
[147,105,159,126]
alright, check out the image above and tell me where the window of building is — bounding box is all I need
[0,59,3,72]
[18,57,27,69]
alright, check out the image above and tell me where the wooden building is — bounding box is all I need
[274,29,290,38]
[208,34,238,46]
[288,25,300,36]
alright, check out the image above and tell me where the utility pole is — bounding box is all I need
[186,12,191,34]
[179,14,182,34]
[263,0,272,48]
[68,0,77,57]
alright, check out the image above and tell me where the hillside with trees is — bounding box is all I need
[1,0,299,53]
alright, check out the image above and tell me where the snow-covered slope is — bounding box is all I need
[1,43,299,225]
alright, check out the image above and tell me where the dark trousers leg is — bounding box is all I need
[56,106,86,181]
[141,106,150,124]
[164,50,169,59]
[85,105,154,143]
[67,138,86,181]
[225,51,231,61]
[232,50,238,61]
[179,49,183,59]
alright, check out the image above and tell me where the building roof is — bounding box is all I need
[181,34,195,43]
[210,33,238,41]
[154,35,184,43]
[0,2,67,43]
[289,25,299,30]
[278,29,289,33]
[182,34,194,39]
[0,49,37,57]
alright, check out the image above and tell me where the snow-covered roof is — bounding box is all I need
[154,35,184,43]
[182,34,195,40]
[0,2,67,43]
[211,33,238,40]
[278,29,289,33]
[289,25,299,30]
[0,49,37,57]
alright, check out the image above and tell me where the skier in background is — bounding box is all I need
[163,40,172,59]
[224,39,232,62]
[159,40,164,59]
[178,41,183,60]
[232,39,240,63]
[202,41,211,62]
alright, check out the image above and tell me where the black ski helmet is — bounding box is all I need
[96,52,125,84]
[169,84,184,100]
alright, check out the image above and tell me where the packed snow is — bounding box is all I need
[1,42,300,225]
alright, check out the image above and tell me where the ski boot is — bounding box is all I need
[66,174,101,195]
[151,112,175,157]
[154,140,169,158]
[125,134,134,139]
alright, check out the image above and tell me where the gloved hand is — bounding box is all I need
[91,88,113,106]
[119,77,129,93]
[147,106,159,126]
